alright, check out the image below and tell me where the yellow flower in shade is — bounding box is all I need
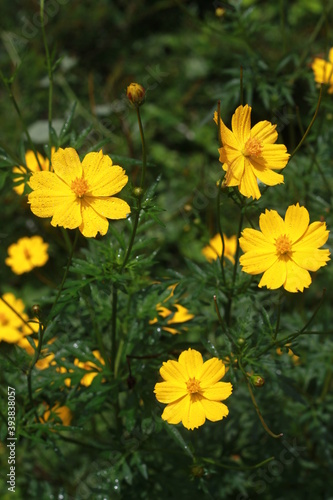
[150,285,194,335]
[214,105,289,199]
[311,49,333,93]
[0,293,35,343]
[74,350,105,387]
[6,236,49,275]
[28,147,130,238]
[276,344,300,365]
[13,148,55,195]
[202,233,237,264]
[239,203,330,293]
[154,348,233,430]
[42,404,72,427]
[17,336,55,370]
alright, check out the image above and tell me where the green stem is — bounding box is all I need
[40,0,54,152]
[121,105,147,270]
[202,455,275,471]
[27,321,45,415]
[110,285,118,376]
[213,295,239,351]
[238,358,283,439]
[289,85,322,162]
[273,290,283,341]
[0,71,42,170]
[48,229,79,321]
[225,205,244,325]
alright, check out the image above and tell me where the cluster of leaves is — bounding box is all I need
[1,1,333,499]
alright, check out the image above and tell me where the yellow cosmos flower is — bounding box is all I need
[154,348,232,430]
[311,48,333,92]
[202,233,237,264]
[13,148,55,195]
[214,105,289,199]
[0,293,35,343]
[150,284,194,334]
[42,404,72,427]
[28,147,131,238]
[74,350,105,387]
[239,203,330,293]
[6,236,49,275]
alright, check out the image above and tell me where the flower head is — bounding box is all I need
[202,233,237,264]
[28,148,130,237]
[0,293,36,343]
[311,48,333,93]
[13,149,54,195]
[214,105,289,199]
[126,82,145,105]
[239,203,330,292]
[154,348,232,430]
[74,350,105,386]
[6,236,49,274]
[150,285,194,334]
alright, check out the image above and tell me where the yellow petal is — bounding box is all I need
[178,348,203,379]
[197,358,225,387]
[240,250,278,274]
[227,153,245,182]
[260,144,289,170]
[259,209,285,242]
[201,381,233,401]
[214,112,239,150]
[238,162,261,199]
[161,395,189,425]
[239,228,273,252]
[52,147,82,186]
[284,260,312,293]
[0,326,23,343]
[251,120,278,144]
[79,199,109,237]
[258,258,287,290]
[50,196,82,230]
[182,394,206,430]
[284,204,309,243]
[293,221,329,249]
[84,197,130,220]
[329,48,333,64]
[200,398,229,422]
[253,164,284,186]
[168,304,194,324]
[160,359,187,383]
[231,105,251,145]
[82,151,129,197]
[291,248,330,272]
[154,381,187,403]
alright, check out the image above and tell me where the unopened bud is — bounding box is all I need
[31,304,41,317]
[251,374,265,387]
[126,83,145,106]
[133,187,143,198]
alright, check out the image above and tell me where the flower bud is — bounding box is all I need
[251,374,265,387]
[133,187,143,198]
[31,304,41,317]
[126,83,145,106]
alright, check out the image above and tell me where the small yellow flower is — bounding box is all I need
[42,404,72,426]
[214,105,289,199]
[0,293,35,343]
[74,350,105,387]
[311,49,333,92]
[18,336,55,370]
[202,233,237,264]
[276,344,300,365]
[150,285,194,335]
[6,236,49,275]
[13,148,55,195]
[28,147,131,238]
[239,203,330,293]
[154,348,232,430]
[126,82,145,105]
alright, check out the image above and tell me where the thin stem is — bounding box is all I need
[0,71,42,170]
[216,176,226,287]
[110,285,118,376]
[47,229,79,321]
[289,85,322,162]
[121,105,147,270]
[202,455,275,471]
[26,320,45,416]
[213,295,239,350]
[40,0,54,152]
[238,358,283,439]
[273,290,283,340]
[225,205,244,324]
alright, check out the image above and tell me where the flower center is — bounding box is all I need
[23,248,31,260]
[244,137,263,157]
[71,177,89,198]
[186,377,201,394]
[275,234,292,255]
[0,312,9,326]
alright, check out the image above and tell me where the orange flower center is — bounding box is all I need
[23,248,31,260]
[0,312,9,326]
[71,177,89,198]
[275,234,292,255]
[244,137,263,157]
[186,377,201,394]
